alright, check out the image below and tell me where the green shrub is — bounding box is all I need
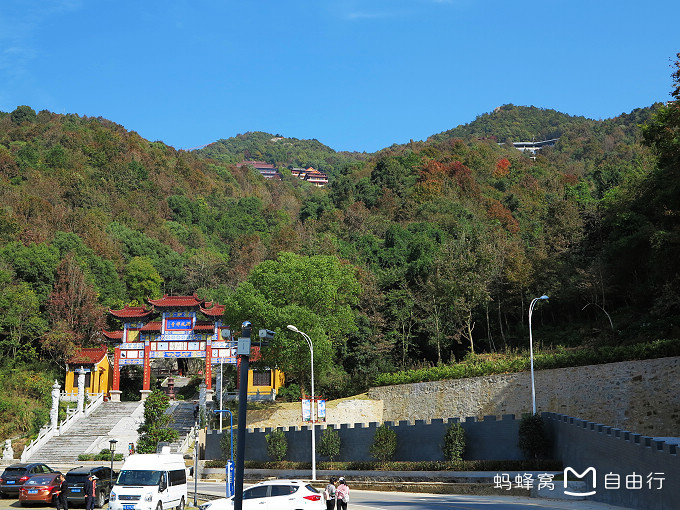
[317,427,341,462]
[277,384,301,402]
[373,339,680,386]
[265,428,288,461]
[369,424,397,462]
[442,422,465,461]
[203,458,563,471]
[220,429,237,460]
[518,414,549,459]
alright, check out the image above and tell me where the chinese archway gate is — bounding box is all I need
[103,294,235,401]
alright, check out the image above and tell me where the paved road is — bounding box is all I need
[0,484,633,510]
[188,481,632,510]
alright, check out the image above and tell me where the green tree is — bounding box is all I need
[10,105,37,124]
[125,256,163,304]
[317,426,341,462]
[369,424,397,462]
[442,422,466,462]
[265,428,288,461]
[0,279,47,362]
[222,252,362,393]
[518,414,549,460]
[136,389,179,453]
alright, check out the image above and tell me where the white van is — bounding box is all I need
[109,452,187,510]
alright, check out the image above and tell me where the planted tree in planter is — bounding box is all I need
[317,427,341,463]
[442,422,466,462]
[265,428,288,461]
[369,424,397,462]
[518,414,549,459]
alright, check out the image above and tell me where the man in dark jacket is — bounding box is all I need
[55,474,68,510]
[85,474,97,510]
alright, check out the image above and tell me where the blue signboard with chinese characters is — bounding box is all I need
[165,318,193,331]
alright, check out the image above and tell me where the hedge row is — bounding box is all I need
[373,339,680,386]
[204,459,563,472]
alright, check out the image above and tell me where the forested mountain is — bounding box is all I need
[0,55,678,416]
[194,131,368,177]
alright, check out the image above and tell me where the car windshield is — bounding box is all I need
[65,475,88,484]
[25,476,55,486]
[116,470,162,486]
[3,468,25,475]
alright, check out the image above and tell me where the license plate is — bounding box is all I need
[28,489,39,494]
[123,505,136,509]
[72,488,82,493]
[7,481,15,484]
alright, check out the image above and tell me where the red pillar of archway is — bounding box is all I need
[142,341,151,391]
[205,343,212,389]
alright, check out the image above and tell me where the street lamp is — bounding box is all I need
[108,439,117,490]
[529,295,549,415]
[286,324,316,481]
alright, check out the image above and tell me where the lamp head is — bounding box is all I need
[287,325,299,333]
[540,295,549,300]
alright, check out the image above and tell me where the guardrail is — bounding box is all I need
[21,392,105,461]
[179,425,197,453]
[20,425,55,462]
[84,392,104,417]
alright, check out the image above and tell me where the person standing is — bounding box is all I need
[55,475,68,510]
[84,474,97,510]
[323,477,336,510]
[335,477,350,510]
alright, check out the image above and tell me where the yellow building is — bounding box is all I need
[241,346,285,400]
[64,345,113,397]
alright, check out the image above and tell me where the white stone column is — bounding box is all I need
[77,367,86,414]
[199,382,207,428]
[50,380,61,430]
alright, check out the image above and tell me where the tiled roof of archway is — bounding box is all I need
[109,305,154,319]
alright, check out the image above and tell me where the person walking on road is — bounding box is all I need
[55,474,68,510]
[84,474,97,510]
[335,477,350,510]
[323,477,336,510]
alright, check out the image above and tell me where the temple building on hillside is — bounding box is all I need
[101,294,283,401]
[64,346,113,398]
[291,167,329,187]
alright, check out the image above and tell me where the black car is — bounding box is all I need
[63,466,114,508]
[0,463,57,497]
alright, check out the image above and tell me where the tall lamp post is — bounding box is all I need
[529,295,549,415]
[108,439,117,491]
[286,325,316,481]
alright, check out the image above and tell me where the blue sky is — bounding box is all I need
[0,1,677,153]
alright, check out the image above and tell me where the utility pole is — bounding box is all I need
[233,321,251,510]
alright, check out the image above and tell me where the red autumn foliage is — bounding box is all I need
[486,198,520,233]
[493,158,511,178]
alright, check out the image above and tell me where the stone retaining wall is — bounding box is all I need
[367,357,680,437]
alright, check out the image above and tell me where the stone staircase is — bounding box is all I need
[167,401,197,452]
[31,401,144,465]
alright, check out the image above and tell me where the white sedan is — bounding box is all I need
[198,480,324,510]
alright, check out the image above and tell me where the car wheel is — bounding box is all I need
[96,491,106,508]
[177,497,185,510]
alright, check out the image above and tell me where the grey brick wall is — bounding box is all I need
[543,412,679,510]
[204,415,523,462]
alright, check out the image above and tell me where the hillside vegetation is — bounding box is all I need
[0,55,679,444]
